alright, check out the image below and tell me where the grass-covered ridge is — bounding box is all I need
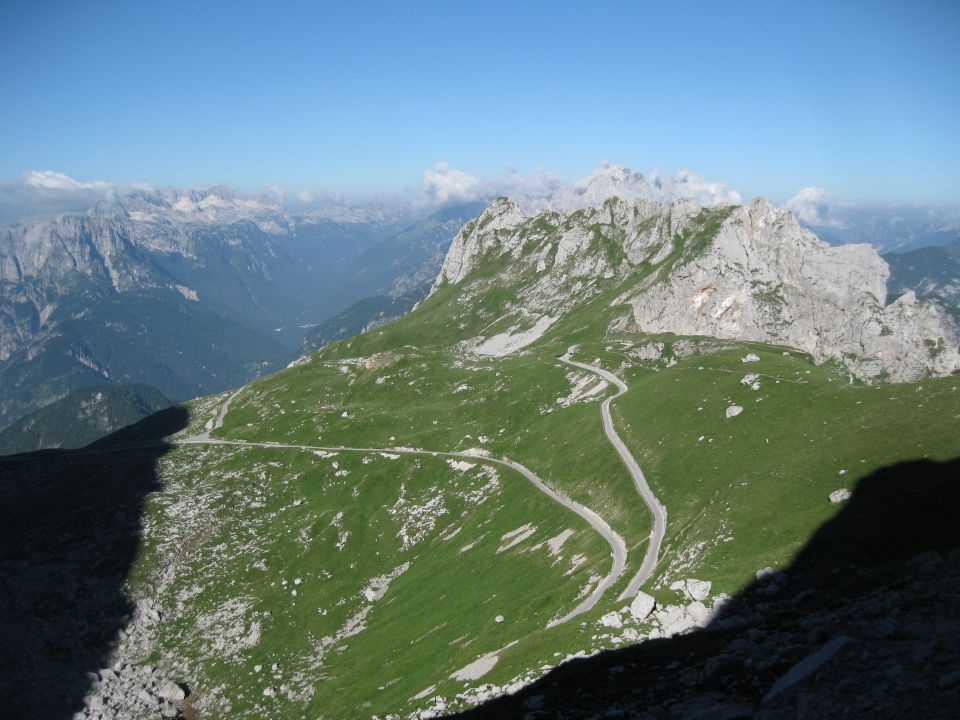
[108,199,960,718]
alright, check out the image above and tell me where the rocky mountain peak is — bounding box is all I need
[577,163,645,193]
[511,165,743,216]
[432,193,960,382]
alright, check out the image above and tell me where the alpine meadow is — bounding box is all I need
[1,2,959,719]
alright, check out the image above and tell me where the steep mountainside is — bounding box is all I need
[0,287,290,431]
[291,202,487,329]
[300,284,429,353]
[298,203,487,352]
[434,196,960,382]
[3,190,957,719]
[453,458,960,719]
[0,190,478,439]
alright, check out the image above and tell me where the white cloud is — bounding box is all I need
[18,170,118,194]
[781,187,960,250]
[421,162,485,205]
[783,186,852,229]
[785,186,832,225]
[417,161,743,213]
[651,169,743,206]
[0,170,152,223]
[259,185,286,202]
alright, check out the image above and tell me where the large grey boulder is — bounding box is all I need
[685,579,712,601]
[630,591,656,620]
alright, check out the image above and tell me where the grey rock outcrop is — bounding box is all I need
[630,591,656,620]
[624,198,960,382]
[684,578,713,601]
[432,193,960,382]
[829,488,852,503]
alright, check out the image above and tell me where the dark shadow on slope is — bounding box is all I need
[0,406,189,720]
[447,458,960,719]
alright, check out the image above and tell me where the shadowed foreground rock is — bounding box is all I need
[447,458,960,720]
[0,407,188,720]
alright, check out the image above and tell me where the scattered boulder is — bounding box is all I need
[829,488,851,504]
[755,568,787,595]
[685,579,712,601]
[629,591,656,620]
[631,342,664,361]
[442,535,960,717]
[156,679,185,702]
[686,601,711,626]
[652,605,697,638]
[599,611,623,628]
[363,351,400,371]
[725,405,743,418]
[742,353,761,363]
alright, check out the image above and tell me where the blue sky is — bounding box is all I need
[1,0,957,203]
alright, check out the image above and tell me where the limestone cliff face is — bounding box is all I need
[433,195,960,382]
[435,199,530,287]
[623,198,959,382]
[0,214,159,362]
[0,207,278,363]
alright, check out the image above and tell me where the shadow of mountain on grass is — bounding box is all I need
[447,458,960,719]
[0,406,189,720]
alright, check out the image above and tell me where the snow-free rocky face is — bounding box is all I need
[0,186,478,437]
[434,195,960,382]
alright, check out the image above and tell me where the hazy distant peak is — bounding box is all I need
[510,163,743,214]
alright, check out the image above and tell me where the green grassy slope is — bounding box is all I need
[114,205,960,719]
[596,337,960,595]
[137,442,607,718]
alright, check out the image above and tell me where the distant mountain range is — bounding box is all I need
[2,167,958,452]
[790,199,960,253]
[884,238,960,308]
[0,186,482,447]
[7,177,955,719]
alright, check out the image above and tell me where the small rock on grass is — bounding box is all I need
[829,488,851,503]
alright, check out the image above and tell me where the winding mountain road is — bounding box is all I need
[177,397,627,627]
[559,356,667,600]
[195,388,242,440]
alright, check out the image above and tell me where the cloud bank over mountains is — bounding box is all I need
[784,186,843,227]
[2,163,744,224]
[784,186,960,251]
[419,162,743,212]
[1,165,957,252]
[0,171,155,223]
